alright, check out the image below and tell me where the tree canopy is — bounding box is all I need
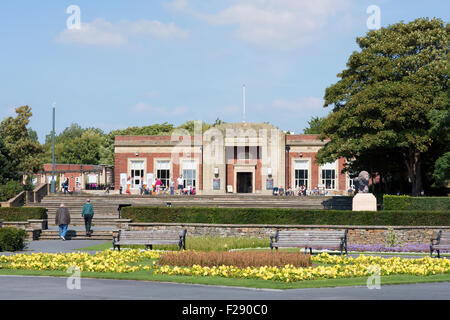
[316,18,449,195]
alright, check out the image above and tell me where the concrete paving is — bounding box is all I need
[0,240,110,256]
[0,275,448,300]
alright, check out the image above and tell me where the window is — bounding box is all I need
[182,160,196,188]
[156,160,170,187]
[130,161,145,189]
[294,160,309,189]
[320,161,337,190]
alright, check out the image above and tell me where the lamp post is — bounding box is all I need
[50,103,56,194]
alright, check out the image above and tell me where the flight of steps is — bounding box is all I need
[25,194,352,240]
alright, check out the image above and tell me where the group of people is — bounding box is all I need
[120,175,195,196]
[54,199,95,240]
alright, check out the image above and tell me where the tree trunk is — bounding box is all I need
[404,149,422,196]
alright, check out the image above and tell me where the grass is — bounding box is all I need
[0,266,449,289]
[78,236,270,252]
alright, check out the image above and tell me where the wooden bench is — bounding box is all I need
[430,230,450,258]
[270,229,348,255]
[113,229,187,251]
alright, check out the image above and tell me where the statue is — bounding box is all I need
[357,171,370,193]
[352,170,376,211]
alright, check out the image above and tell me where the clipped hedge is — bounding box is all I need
[0,180,23,202]
[0,207,47,221]
[0,227,27,252]
[121,207,450,226]
[383,195,450,211]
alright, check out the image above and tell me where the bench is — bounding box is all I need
[430,230,450,258]
[113,229,187,251]
[270,229,348,255]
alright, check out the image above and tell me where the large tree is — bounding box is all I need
[316,18,449,195]
[0,106,43,174]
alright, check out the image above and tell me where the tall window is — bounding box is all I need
[294,160,309,189]
[182,160,196,188]
[130,160,144,189]
[320,161,337,190]
[156,160,170,187]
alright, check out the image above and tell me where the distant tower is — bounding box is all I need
[242,84,246,123]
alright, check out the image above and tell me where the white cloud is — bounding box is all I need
[55,18,188,47]
[169,0,351,49]
[143,90,160,99]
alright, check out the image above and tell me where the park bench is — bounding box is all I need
[270,229,348,255]
[430,230,450,258]
[113,229,187,251]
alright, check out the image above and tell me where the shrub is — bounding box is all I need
[383,195,450,211]
[158,251,312,268]
[0,180,23,202]
[121,207,450,226]
[0,227,27,252]
[0,207,47,221]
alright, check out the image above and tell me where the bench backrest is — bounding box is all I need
[437,231,450,245]
[119,230,186,241]
[275,230,347,242]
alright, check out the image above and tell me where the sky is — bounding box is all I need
[0,0,448,142]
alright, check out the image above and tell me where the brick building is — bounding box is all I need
[28,163,114,191]
[114,122,355,195]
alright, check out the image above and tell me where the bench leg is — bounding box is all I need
[437,250,440,258]
[117,245,120,252]
[309,248,312,255]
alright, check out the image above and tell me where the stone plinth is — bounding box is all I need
[352,193,377,211]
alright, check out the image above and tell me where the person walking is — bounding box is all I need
[55,203,70,241]
[81,199,94,237]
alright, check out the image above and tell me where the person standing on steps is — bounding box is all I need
[81,199,94,237]
[55,203,70,241]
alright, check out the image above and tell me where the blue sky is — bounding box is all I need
[0,0,448,142]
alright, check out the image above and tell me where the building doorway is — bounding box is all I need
[237,172,252,193]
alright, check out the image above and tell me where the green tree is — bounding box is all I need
[0,106,43,174]
[316,18,449,196]
[0,137,16,183]
[303,116,326,134]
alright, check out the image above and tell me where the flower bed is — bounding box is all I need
[158,251,312,268]
[348,244,450,253]
[154,253,450,282]
[0,249,160,273]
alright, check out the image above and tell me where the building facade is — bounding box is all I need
[27,163,114,191]
[114,123,354,195]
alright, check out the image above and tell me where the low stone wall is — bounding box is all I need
[123,222,449,246]
[2,220,47,241]
[1,191,26,208]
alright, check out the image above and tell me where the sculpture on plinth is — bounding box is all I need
[352,170,377,211]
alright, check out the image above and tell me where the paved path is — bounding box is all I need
[0,240,110,256]
[0,275,448,300]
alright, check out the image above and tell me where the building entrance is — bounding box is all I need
[237,172,252,193]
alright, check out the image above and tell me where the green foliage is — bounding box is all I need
[383,195,450,211]
[0,228,27,252]
[0,106,43,173]
[303,116,326,134]
[317,18,449,195]
[0,207,47,221]
[432,152,450,187]
[385,227,399,247]
[121,207,450,226]
[0,181,23,202]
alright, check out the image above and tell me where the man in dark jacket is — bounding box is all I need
[55,203,70,241]
[81,199,94,236]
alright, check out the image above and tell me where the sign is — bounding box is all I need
[120,173,127,188]
[266,179,274,190]
[88,174,98,184]
[146,173,154,188]
[213,178,220,190]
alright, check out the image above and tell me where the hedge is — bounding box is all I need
[383,195,450,211]
[0,180,23,202]
[0,207,47,221]
[121,207,450,226]
[0,227,27,252]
